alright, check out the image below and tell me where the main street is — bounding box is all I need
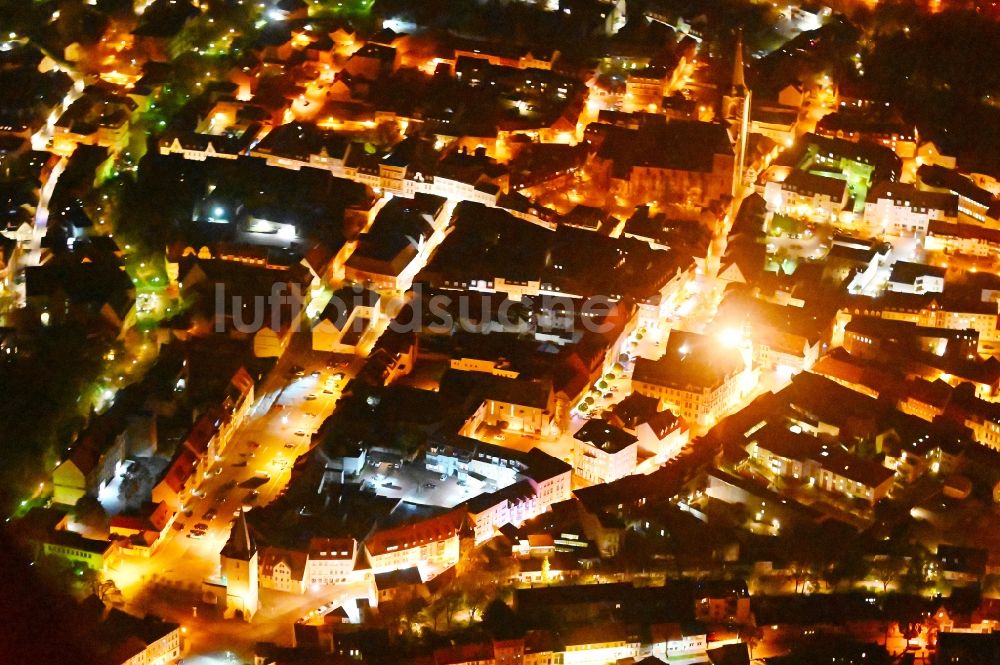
[106,336,360,642]
[103,190,459,646]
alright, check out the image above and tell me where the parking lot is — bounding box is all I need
[357,453,484,509]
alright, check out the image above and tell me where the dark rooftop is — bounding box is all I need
[574,418,638,454]
[632,331,745,391]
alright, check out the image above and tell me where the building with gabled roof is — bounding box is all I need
[559,622,639,663]
[763,169,849,221]
[927,219,1000,258]
[52,86,137,156]
[25,252,136,332]
[158,127,258,161]
[632,330,749,428]
[588,119,735,207]
[343,42,399,79]
[607,393,690,461]
[259,546,309,594]
[52,421,128,507]
[887,260,946,295]
[917,164,997,224]
[364,508,466,576]
[249,120,350,172]
[344,194,445,291]
[572,418,639,484]
[864,181,957,234]
[455,371,557,439]
[306,537,357,588]
[42,530,116,572]
[373,566,425,606]
[90,607,183,665]
[743,422,895,504]
[650,621,709,663]
[312,285,382,354]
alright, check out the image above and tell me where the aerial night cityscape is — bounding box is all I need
[5,1,1000,664]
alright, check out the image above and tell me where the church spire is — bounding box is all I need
[222,509,257,561]
[731,29,747,94]
[723,29,752,199]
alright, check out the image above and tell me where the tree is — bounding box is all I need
[464,583,492,623]
[420,588,464,631]
[121,463,152,507]
[902,621,922,648]
[74,495,109,534]
[381,594,426,636]
[79,567,100,592]
[739,625,763,659]
[482,598,524,639]
[397,595,426,636]
[438,588,464,629]
[94,579,124,605]
[788,560,814,595]
[871,556,905,593]
[607,530,655,576]
[34,553,74,589]
[482,546,519,591]
[823,554,869,592]
[393,423,427,455]
[372,121,401,149]
[450,564,496,623]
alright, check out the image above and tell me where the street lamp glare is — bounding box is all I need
[717,327,743,348]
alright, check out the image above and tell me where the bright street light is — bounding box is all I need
[717,327,743,348]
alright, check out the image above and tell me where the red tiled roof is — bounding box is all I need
[182,411,218,457]
[308,537,356,560]
[229,366,255,399]
[259,546,308,581]
[433,642,494,665]
[646,409,682,439]
[365,509,466,557]
[68,442,101,477]
[110,514,153,533]
[161,449,198,493]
